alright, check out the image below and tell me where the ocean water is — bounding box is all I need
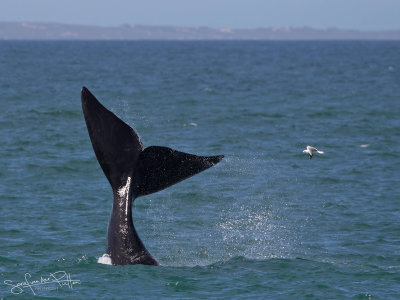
[0,40,399,299]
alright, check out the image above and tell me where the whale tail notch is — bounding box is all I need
[81,86,223,196]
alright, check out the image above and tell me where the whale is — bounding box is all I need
[81,87,223,265]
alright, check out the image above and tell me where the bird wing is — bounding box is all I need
[307,146,317,152]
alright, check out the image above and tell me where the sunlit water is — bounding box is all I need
[0,41,399,299]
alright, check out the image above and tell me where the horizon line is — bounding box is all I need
[2,21,400,32]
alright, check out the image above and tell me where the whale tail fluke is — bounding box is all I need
[81,86,223,265]
[81,86,223,196]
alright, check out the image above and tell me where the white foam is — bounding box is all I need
[183,122,198,127]
[97,253,112,265]
[359,144,370,148]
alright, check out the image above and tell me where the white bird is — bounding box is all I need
[303,145,324,159]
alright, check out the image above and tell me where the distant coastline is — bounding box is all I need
[0,21,399,40]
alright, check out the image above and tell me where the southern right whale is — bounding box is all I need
[81,87,223,266]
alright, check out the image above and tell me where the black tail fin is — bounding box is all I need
[81,87,143,190]
[136,146,223,197]
[81,87,223,195]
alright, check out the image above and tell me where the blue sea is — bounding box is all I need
[0,41,399,299]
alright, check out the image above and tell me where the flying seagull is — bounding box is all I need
[303,145,324,159]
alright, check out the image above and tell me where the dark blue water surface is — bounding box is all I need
[0,41,399,299]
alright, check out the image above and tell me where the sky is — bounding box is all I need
[1,0,399,31]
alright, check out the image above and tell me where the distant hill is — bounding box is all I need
[0,22,399,40]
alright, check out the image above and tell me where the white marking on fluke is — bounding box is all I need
[303,145,324,159]
[118,177,132,198]
[117,177,132,218]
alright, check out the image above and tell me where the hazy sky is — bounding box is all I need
[1,0,399,30]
